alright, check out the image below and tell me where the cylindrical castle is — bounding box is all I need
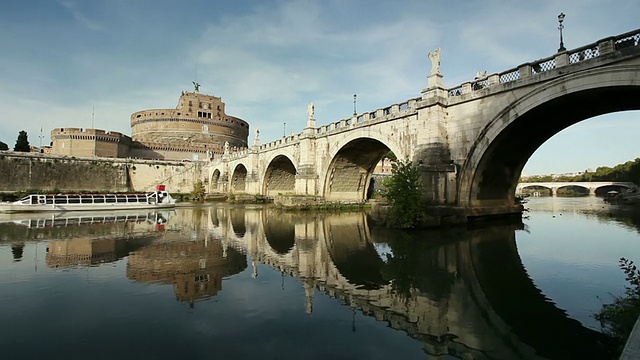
[129,91,249,159]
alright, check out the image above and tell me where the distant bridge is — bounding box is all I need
[516,181,637,195]
[207,28,640,220]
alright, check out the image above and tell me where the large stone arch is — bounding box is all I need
[320,131,405,201]
[262,154,297,197]
[210,169,222,192]
[458,64,640,208]
[230,163,248,192]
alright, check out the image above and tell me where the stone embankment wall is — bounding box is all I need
[0,151,204,194]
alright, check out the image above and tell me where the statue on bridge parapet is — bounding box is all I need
[428,48,441,75]
[306,102,317,129]
[426,47,444,89]
[253,128,260,146]
[307,102,315,120]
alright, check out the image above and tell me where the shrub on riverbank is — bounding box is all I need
[594,257,640,353]
[382,160,430,228]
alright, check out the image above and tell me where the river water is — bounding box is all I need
[0,197,639,359]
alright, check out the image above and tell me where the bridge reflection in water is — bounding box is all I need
[0,205,618,358]
[201,205,616,359]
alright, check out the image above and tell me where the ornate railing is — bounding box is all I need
[447,27,640,97]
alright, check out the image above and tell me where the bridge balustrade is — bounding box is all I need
[569,44,600,64]
[447,28,640,98]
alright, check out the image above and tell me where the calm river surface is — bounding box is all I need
[1,197,639,359]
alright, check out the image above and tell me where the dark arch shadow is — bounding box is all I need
[469,229,617,359]
[229,208,246,237]
[232,164,248,192]
[262,210,295,255]
[324,214,387,290]
[263,155,296,196]
[325,138,390,201]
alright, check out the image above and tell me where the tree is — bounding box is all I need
[191,180,206,202]
[382,160,427,228]
[594,258,640,353]
[0,140,8,151]
[13,130,30,152]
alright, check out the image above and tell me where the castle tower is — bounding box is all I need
[129,89,249,160]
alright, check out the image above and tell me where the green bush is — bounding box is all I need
[594,257,640,352]
[382,160,427,228]
[191,180,206,202]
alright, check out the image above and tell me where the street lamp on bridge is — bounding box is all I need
[353,94,357,115]
[557,12,566,52]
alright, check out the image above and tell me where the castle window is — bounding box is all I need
[189,101,192,106]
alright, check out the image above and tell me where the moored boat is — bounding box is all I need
[0,185,176,213]
[604,188,640,205]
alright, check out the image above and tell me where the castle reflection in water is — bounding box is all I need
[0,205,619,359]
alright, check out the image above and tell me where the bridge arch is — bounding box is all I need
[231,163,248,192]
[210,169,222,192]
[321,132,405,201]
[458,64,640,208]
[262,154,297,197]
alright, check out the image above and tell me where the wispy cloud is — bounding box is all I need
[58,0,103,31]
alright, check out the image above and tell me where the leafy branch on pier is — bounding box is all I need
[191,180,206,202]
[594,257,640,351]
[382,160,428,228]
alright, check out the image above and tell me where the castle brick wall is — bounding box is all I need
[51,128,131,158]
[0,151,206,194]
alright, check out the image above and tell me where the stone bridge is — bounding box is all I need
[517,181,637,195]
[206,28,640,219]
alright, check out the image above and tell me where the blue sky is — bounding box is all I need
[0,0,638,176]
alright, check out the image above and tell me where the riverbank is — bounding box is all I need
[621,317,640,359]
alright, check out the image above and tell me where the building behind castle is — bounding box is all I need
[51,90,249,161]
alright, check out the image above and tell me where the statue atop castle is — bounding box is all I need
[192,81,201,93]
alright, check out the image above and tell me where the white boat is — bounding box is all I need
[0,209,173,228]
[0,185,176,213]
